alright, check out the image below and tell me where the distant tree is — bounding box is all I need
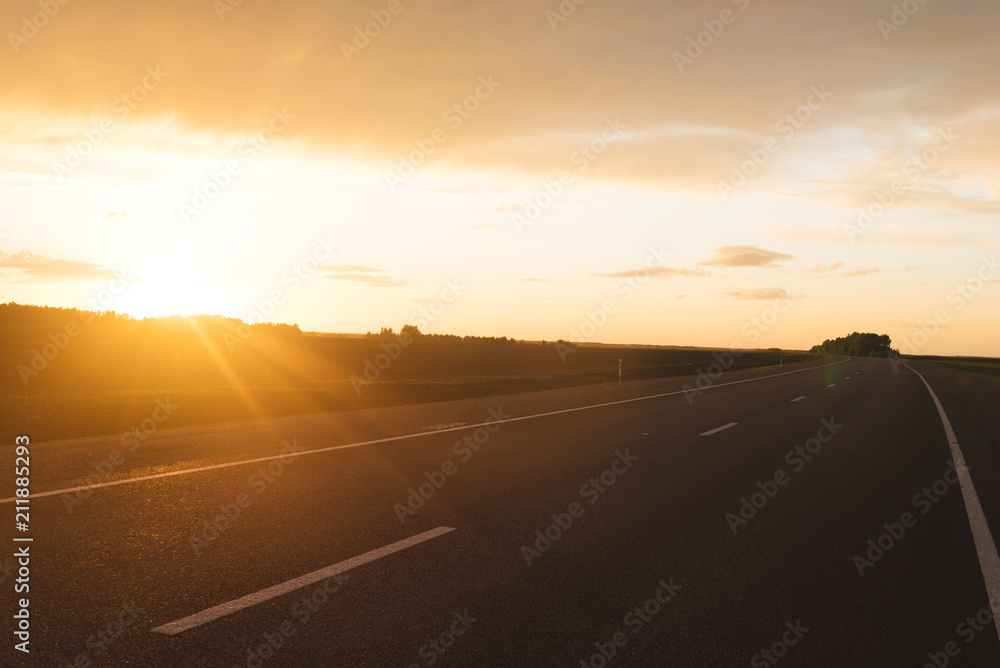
[810,332,898,357]
[400,324,422,340]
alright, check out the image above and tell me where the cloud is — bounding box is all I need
[675,294,687,299]
[3,0,1000,187]
[810,262,895,278]
[0,250,122,282]
[841,263,881,277]
[324,273,407,288]
[723,288,801,301]
[318,264,384,273]
[700,245,794,268]
[803,261,845,273]
[592,267,708,280]
[320,266,406,287]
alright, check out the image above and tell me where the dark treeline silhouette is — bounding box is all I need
[810,332,898,357]
[364,325,525,346]
[2,302,818,441]
[0,301,302,337]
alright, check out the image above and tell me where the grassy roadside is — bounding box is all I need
[3,352,817,443]
[908,356,1000,444]
[911,357,1000,383]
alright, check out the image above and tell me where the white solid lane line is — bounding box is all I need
[903,363,1000,644]
[151,527,457,635]
[423,422,467,431]
[701,422,738,437]
[791,396,806,402]
[2,357,851,504]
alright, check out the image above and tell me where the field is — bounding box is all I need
[908,355,1000,382]
[0,313,818,442]
[907,355,1000,445]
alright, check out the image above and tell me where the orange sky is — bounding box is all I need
[1,0,997,355]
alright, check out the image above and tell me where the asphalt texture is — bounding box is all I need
[3,356,999,667]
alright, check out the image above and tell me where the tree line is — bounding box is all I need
[810,332,898,357]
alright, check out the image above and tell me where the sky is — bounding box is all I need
[0,0,997,356]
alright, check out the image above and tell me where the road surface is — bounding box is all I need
[3,356,999,666]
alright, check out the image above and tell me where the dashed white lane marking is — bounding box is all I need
[151,527,457,635]
[1,357,851,504]
[827,384,836,388]
[903,363,1000,644]
[701,422,738,437]
[791,396,806,402]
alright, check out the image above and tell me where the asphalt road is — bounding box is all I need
[3,356,1000,667]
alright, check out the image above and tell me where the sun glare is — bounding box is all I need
[117,247,244,319]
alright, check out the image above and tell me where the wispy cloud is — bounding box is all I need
[320,266,406,287]
[803,261,845,273]
[723,288,801,301]
[700,245,794,268]
[318,264,383,273]
[593,267,708,280]
[0,250,122,282]
[841,263,881,277]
